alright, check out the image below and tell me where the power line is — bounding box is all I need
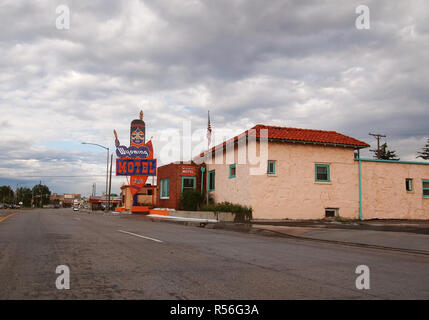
[369,132,386,157]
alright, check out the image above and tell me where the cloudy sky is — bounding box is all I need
[0,0,428,196]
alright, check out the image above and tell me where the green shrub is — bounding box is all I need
[180,190,205,211]
[201,201,252,222]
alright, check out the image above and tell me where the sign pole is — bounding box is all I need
[105,147,109,210]
[108,154,113,212]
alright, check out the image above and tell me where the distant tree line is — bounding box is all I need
[371,142,400,160]
[417,138,429,160]
[0,184,51,207]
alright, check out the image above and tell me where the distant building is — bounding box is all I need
[63,193,81,207]
[89,195,121,211]
[120,184,157,211]
[50,193,81,208]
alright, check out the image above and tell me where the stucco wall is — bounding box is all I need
[206,143,252,208]
[122,187,133,210]
[205,140,360,219]
[250,141,359,219]
[360,161,429,219]
[203,139,429,220]
[137,194,153,205]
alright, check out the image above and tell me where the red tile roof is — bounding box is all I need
[199,124,369,157]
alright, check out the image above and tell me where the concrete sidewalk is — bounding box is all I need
[251,219,429,235]
[123,213,429,254]
[251,225,429,253]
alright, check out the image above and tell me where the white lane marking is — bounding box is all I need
[117,230,163,243]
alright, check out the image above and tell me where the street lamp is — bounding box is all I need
[82,142,109,211]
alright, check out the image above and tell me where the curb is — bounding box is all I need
[137,215,210,227]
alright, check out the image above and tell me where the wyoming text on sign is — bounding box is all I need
[116,159,157,176]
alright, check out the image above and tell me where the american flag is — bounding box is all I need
[206,110,212,147]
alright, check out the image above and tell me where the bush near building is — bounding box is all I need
[179,191,252,222]
[202,201,253,223]
[179,190,205,211]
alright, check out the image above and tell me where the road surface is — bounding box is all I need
[0,208,428,299]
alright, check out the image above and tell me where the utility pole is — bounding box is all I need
[108,154,113,212]
[369,133,386,159]
[106,148,109,210]
[39,180,42,208]
[81,142,109,211]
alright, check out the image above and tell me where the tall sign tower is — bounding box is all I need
[114,110,157,201]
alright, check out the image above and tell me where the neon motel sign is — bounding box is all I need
[116,159,157,176]
[114,111,157,195]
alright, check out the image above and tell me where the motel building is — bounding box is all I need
[120,183,157,210]
[156,124,429,220]
[157,162,205,210]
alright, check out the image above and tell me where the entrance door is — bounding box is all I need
[181,176,196,192]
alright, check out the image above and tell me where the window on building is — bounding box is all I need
[423,180,429,198]
[405,178,413,192]
[181,177,196,192]
[325,208,339,218]
[229,164,236,178]
[208,170,215,191]
[147,189,153,196]
[315,164,330,182]
[160,178,170,199]
[267,160,276,174]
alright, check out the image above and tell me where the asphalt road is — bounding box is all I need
[0,208,428,299]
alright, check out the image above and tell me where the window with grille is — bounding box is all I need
[315,164,330,182]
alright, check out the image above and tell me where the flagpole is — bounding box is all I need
[206,110,210,206]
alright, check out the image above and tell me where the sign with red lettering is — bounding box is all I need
[181,165,196,176]
[116,159,157,176]
[114,111,157,196]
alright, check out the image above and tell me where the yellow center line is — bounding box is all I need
[0,212,19,223]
